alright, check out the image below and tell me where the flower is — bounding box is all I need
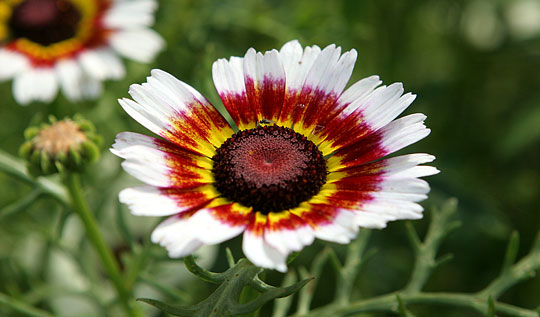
[0,0,164,105]
[112,40,439,272]
[20,114,101,176]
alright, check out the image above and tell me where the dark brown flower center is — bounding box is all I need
[212,125,327,214]
[8,0,81,45]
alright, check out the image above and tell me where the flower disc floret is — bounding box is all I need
[212,125,327,214]
[8,0,81,46]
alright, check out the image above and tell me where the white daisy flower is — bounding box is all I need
[0,0,164,105]
[113,40,439,272]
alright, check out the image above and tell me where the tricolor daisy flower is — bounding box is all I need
[0,0,164,105]
[112,40,439,272]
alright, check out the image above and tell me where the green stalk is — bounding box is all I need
[64,172,142,317]
[0,149,68,204]
[0,292,55,317]
[297,292,537,317]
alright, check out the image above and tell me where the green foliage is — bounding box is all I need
[139,256,312,317]
[142,200,540,316]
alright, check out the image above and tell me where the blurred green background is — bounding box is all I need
[1,0,540,316]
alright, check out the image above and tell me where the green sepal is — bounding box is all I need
[77,119,96,132]
[55,160,66,174]
[56,151,68,166]
[23,127,40,140]
[40,151,52,175]
[69,146,82,168]
[18,141,33,160]
[81,140,100,164]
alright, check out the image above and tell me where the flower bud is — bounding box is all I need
[20,115,101,176]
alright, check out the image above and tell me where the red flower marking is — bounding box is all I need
[209,204,251,227]
[245,76,286,122]
[218,90,256,128]
[159,187,214,212]
[266,212,305,232]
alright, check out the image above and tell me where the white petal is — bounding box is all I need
[390,166,440,178]
[119,97,170,140]
[302,44,357,97]
[264,225,314,256]
[124,69,226,155]
[79,48,125,80]
[243,230,287,272]
[243,48,284,83]
[104,0,157,29]
[56,59,103,100]
[357,200,425,224]
[109,29,164,63]
[212,56,253,129]
[80,74,102,99]
[189,208,246,244]
[370,191,428,203]
[13,68,58,105]
[212,56,246,98]
[353,213,392,229]
[279,40,322,93]
[378,113,431,155]
[115,144,172,187]
[380,153,436,174]
[56,59,83,100]
[243,48,285,119]
[119,186,185,216]
[379,178,431,195]
[313,209,359,244]
[0,49,29,80]
[336,75,382,109]
[151,216,203,258]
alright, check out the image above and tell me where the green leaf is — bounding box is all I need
[137,298,197,317]
[487,295,495,317]
[226,248,236,268]
[232,278,313,315]
[184,255,224,284]
[272,271,297,317]
[140,258,310,317]
[502,231,520,275]
[0,188,41,219]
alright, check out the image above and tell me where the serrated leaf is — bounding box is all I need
[232,278,313,315]
[137,298,197,317]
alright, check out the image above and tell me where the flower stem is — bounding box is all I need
[297,292,538,317]
[334,230,371,305]
[64,172,142,317]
